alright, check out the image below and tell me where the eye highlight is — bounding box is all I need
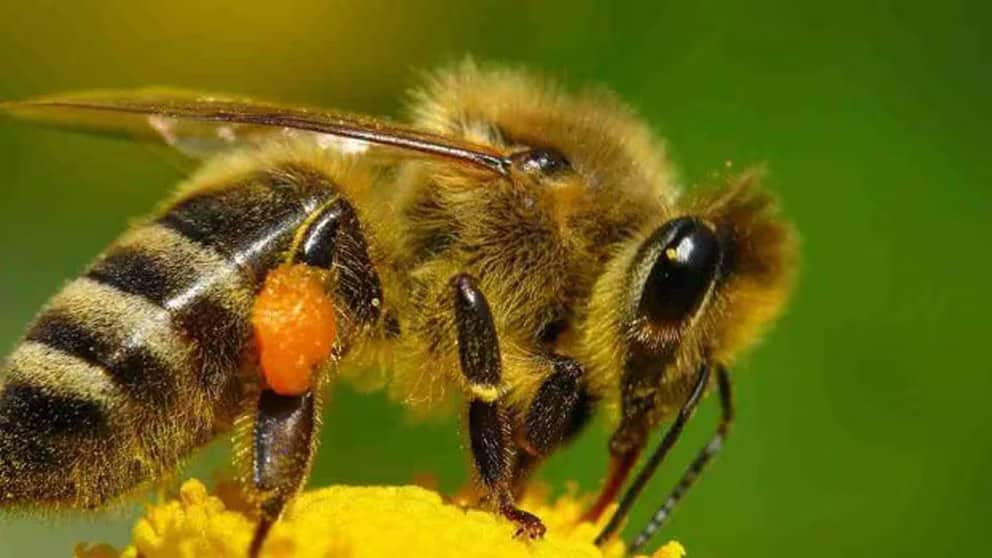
[510,147,571,176]
[637,217,722,325]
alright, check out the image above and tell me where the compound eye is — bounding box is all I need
[637,217,722,324]
[511,147,571,176]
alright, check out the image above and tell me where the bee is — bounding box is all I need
[0,62,795,556]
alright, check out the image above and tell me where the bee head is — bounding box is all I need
[630,171,795,359]
[581,171,796,420]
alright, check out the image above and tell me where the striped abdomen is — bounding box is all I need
[0,164,334,508]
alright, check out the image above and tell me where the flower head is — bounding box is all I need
[75,479,685,558]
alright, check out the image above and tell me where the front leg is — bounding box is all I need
[451,273,546,539]
[511,355,594,496]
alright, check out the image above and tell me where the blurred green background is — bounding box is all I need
[0,1,988,556]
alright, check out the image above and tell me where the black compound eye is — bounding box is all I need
[637,217,722,324]
[511,147,571,176]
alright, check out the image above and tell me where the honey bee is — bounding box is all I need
[0,61,795,556]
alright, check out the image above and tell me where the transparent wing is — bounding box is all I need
[1,88,511,175]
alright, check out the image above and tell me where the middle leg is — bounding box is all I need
[450,273,546,539]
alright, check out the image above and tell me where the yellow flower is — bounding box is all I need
[74,479,685,558]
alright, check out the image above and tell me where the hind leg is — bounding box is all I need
[247,197,383,557]
[247,390,320,556]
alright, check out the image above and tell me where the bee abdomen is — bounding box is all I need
[0,163,337,509]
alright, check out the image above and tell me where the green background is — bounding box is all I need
[0,1,988,556]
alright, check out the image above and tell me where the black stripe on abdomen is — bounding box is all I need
[0,382,107,468]
[86,247,180,306]
[25,311,176,406]
[0,382,107,437]
[157,166,335,278]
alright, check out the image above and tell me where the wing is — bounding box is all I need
[0,88,511,176]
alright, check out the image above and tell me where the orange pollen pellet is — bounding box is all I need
[251,264,337,396]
